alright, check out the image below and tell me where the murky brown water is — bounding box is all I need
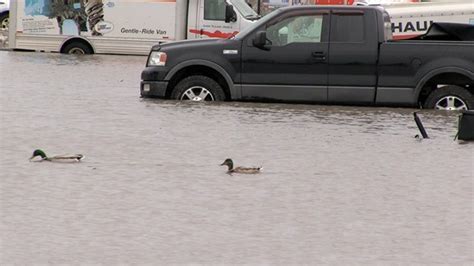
[0,51,472,265]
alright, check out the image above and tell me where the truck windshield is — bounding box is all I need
[230,0,259,20]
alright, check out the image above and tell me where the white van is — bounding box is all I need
[8,0,259,55]
[0,0,8,30]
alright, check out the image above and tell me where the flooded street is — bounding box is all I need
[0,51,472,264]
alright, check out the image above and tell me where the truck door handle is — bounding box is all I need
[312,51,326,61]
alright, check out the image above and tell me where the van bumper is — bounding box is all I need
[140,81,168,98]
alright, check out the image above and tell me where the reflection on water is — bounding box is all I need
[0,51,473,264]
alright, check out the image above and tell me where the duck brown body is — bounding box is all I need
[220,158,261,174]
[29,149,84,162]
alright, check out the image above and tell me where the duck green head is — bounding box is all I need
[220,158,234,170]
[30,149,47,160]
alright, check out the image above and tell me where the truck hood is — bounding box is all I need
[151,38,237,52]
[148,37,241,72]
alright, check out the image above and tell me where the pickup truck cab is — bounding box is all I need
[140,5,474,110]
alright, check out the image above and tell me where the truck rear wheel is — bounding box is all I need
[171,75,226,101]
[62,42,93,55]
[424,85,473,110]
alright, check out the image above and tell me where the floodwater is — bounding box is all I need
[0,51,472,265]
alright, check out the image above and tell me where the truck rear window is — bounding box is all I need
[331,14,365,43]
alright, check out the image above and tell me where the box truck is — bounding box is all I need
[383,2,474,39]
[8,0,259,55]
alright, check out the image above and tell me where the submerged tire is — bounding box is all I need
[0,12,8,31]
[62,42,93,55]
[171,75,226,101]
[424,85,473,110]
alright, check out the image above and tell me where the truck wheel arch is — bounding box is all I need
[165,60,237,100]
[415,67,474,104]
[60,37,95,54]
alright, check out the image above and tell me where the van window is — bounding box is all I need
[331,14,364,42]
[266,15,324,46]
[204,0,226,21]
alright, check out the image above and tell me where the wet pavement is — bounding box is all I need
[0,51,472,264]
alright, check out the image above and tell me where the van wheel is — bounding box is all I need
[0,12,8,30]
[62,42,93,55]
[171,75,226,101]
[424,85,473,110]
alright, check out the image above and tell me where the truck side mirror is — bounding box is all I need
[225,4,237,23]
[253,31,270,50]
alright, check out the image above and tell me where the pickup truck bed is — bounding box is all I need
[377,40,474,106]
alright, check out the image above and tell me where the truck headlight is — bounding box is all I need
[148,51,167,66]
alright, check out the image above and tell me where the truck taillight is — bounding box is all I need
[148,51,167,66]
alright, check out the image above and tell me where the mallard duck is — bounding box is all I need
[29,149,84,162]
[220,158,262,174]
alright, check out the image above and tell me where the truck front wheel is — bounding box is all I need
[171,75,226,101]
[424,85,473,110]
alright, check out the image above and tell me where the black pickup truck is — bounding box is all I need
[140,5,474,110]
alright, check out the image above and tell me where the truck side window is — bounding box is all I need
[204,0,226,21]
[331,14,364,43]
[266,15,324,46]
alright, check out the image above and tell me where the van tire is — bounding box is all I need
[62,42,93,55]
[0,12,8,30]
[424,85,473,110]
[171,75,226,101]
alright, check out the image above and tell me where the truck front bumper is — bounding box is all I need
[140,81,168,98]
